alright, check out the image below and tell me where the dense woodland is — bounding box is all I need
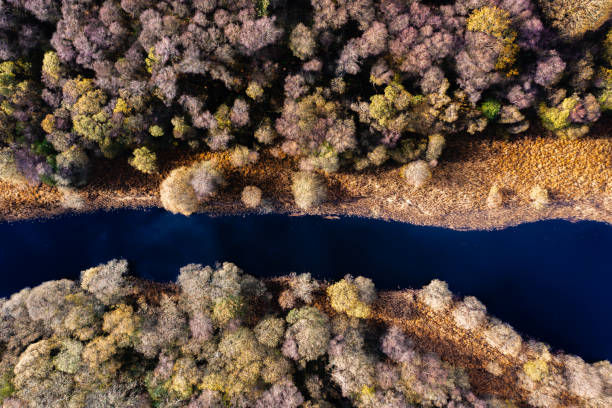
[0,0,611,197]
[0,260,610,407]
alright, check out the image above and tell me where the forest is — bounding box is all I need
[0,0,611,202]
[1,259,611,407]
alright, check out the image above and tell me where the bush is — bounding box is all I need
[283,306,330,363]
[230,145,259,168]
[256,382,304,408]
[452,296,487,330]
[212,296,245,326]
[418,279,453,312]
[102,304,139,347]
[80,258,130,305]
[487,185,504,209]
[326,275,376,319]
[241,185,263,208]
[401,160,432,188]
[530,185,550,210]
[55,146,90,187]
[480,99,502,120]
[290,24,316,61]
[254,121,277,145]
[160,166,199,216]
[188,160,225,201]
[278,290,296,310]
[425,134,445,164]
[128,147,158,174]
[484,320,523,357]
[288,272,320,305]
[58,186,85,210]
[537,0,612,38]
[189,312,213,341]
[380,326,415,363]
[564,355,604,399]
[25,280,75,328]
[255,317,285,348]
[0,372,15,402]
[0,149,27,185]
[160,160,224,216]
[291,172,327,210]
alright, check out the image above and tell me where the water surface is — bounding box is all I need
[1,209,610,362]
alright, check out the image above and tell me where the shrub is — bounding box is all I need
[176,263,216,313]
[80,258,130,305]
[381,326,415,363]
[188,160,225,201]
[255,316,285,348]
[176,262,266,320]
[367,146,388,167]
[41,51,63,88]
[487,185,504,209]
[53,338,83,374]
[418,279,453,312]
[278,290,296,310]
[128,147,158,174]
[241,185,263,208]
[354,276,377,304]
[327,279,370,319]
[425,134,445,164]
[102,304,139,347]
[211,327,266,396]
[564,355,604,399]
[246,82,264,101]
[254,121,277,145]
[530,186,550,210]
[523,358,549,383]
[288,272,320,305]
[160,166,199,216]
[188,390,224,408]
[256,382,304,408]
[326,275,376,319]
[212,296,245,326]
[452,296,487,330]
[25,279,75,327]
[58,186,85,210]
[283,306,330,363]
[289,24,316,60]
[189,312,213,341]
[537,0,612,38]
[160,160,224,215]
[401,160,432,188]
[230,145,259,168]
[291,172,327,210]
[0,149,27,185]
[55,146,90,187]
[480,99,502,120]
[466,6,518,74]
[0,372,15,402]
[148,125,164,138]
[327,329,377,399]
[484,320,522,357]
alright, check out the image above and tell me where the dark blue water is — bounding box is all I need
[1,209,610,362]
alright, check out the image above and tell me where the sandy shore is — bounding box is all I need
[2,121,612,229]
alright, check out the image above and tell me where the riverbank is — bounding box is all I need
[137,275,597,406]
[2,121,612,230]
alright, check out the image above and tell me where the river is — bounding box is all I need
[1,209,610,361]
